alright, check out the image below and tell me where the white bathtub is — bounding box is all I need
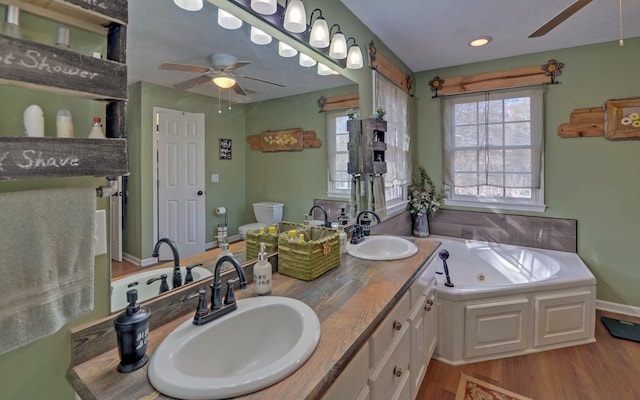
[111,266,212,313]
[428,235,596,365]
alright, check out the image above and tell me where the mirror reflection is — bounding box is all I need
[110,0,358,312]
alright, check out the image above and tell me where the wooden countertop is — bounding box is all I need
[68,237,440,400]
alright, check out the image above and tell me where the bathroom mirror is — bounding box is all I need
[110,0,358,312]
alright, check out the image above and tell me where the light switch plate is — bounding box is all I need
[94,209,107,256]
[211,173,219,183]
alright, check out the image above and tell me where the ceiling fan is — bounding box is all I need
[529,0,592,38]
[159,53,284,96]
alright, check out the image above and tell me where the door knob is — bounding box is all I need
[197,190,204,196]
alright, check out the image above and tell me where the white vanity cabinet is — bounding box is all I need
[408,276,437,400]
[323,269,439,400]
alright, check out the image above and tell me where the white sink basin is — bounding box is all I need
[347,235,418,260]
[110,266,212,312]
[148,296,321,400]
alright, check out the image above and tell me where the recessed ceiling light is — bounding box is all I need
[468,36,492,47]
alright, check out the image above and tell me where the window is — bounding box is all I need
[326,110,352,197]
[442,87,545,212]
[374,72,411,212]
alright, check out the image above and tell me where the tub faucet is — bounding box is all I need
[187,255,247,326]
[356,210,382,237]
[308,205,331,227]
[152,238,182,289]
[438,249,454,287]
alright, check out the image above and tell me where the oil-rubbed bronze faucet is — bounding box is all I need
[352,210,382,241]
[308,205,332,227]
[152,238,182,289]
[186,255,247,326]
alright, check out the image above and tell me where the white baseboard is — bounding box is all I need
[596,299,640,317]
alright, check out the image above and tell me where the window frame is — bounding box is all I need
[326,109,352,198]
[442,87,547,213]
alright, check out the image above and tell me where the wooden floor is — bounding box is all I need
[111,258,139,279]
[417,309,640,400]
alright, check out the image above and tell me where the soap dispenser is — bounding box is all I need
[253,242,272,295]
[113,289,150,373]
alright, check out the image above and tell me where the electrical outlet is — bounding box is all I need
[94,210,107,256]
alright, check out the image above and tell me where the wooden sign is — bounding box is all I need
[0,34,127,100]
[247,129,321,152]
[63,0,129,24]
[259,128,304,152]
[605,98,640,140]
[0,137,128,180]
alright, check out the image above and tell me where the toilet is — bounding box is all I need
[238,202,284,240]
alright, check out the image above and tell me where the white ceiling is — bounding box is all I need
[127,0,640,103]
[340,0,640,72]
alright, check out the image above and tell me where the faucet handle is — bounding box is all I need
[184,289,209,318]
[224,278,239,305]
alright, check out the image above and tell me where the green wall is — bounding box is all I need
[414,38,640,306]
[125,82,247,260]
[245,84,358,223]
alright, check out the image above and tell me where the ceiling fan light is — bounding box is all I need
[217,9,242,30]
[212,73,237,89]
[174,0,203,11]
[309,17,329,48]
[317,63,332,76]
[299,53,317,67]
[283,0,307,33]
[250,26,272,45]
[251,0,277,15]
[346,44,363,69]
[329,31,347,59]
[278,41,298,58]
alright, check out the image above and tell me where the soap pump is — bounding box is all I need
[113,289,150,373]
[253,242,272,295]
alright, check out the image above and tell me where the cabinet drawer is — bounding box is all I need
[322,341,370,400]
[369,323,410,400]
[370,291,410,366]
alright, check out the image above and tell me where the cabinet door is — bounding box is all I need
[369,325,410,400]
[370,292,410,366]
[322,341,370,400]
[534,290,595,347]
[424,286,438,360]
[408,294,428,400]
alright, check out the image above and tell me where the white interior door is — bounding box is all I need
[157,110,206,260]
[110,176,123,262]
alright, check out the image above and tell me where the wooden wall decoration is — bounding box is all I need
[429,60,561,97]
[367,41,413,95]
[558,98,640,140]
[246,128,321,152]
[317,93,359,112]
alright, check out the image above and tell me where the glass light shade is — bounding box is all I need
[283,0,307,33]
[299,53,317,67]
[278,41,298,58]
[329,32,347,59]
[251,0,277,15]
[309,17,329,48]
[212,74,237,89]
[174,0,203,11]
[217,9,242,29]
[250,26,272,45]
[317,63,332,76]
[346,45,363,69]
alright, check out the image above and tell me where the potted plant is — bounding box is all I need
[374,105,386,119]
[407,166,444,237]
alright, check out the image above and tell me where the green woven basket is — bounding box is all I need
[277,226,340,281]
[245,221,305,260]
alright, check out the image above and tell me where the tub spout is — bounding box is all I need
[439,249,454,287]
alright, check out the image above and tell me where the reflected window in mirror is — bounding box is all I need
[374,72,411,209]
[326,110,352,198]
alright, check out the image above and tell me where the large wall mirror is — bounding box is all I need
[110,0,358,312]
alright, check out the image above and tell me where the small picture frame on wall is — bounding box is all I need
[219,138,232,160]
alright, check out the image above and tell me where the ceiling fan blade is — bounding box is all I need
[159,62,210,74]
[232,83,247,96]
[238,74,285,87]
[224,61,252,71]
[173,74,212,91]
[529,0,592,38]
